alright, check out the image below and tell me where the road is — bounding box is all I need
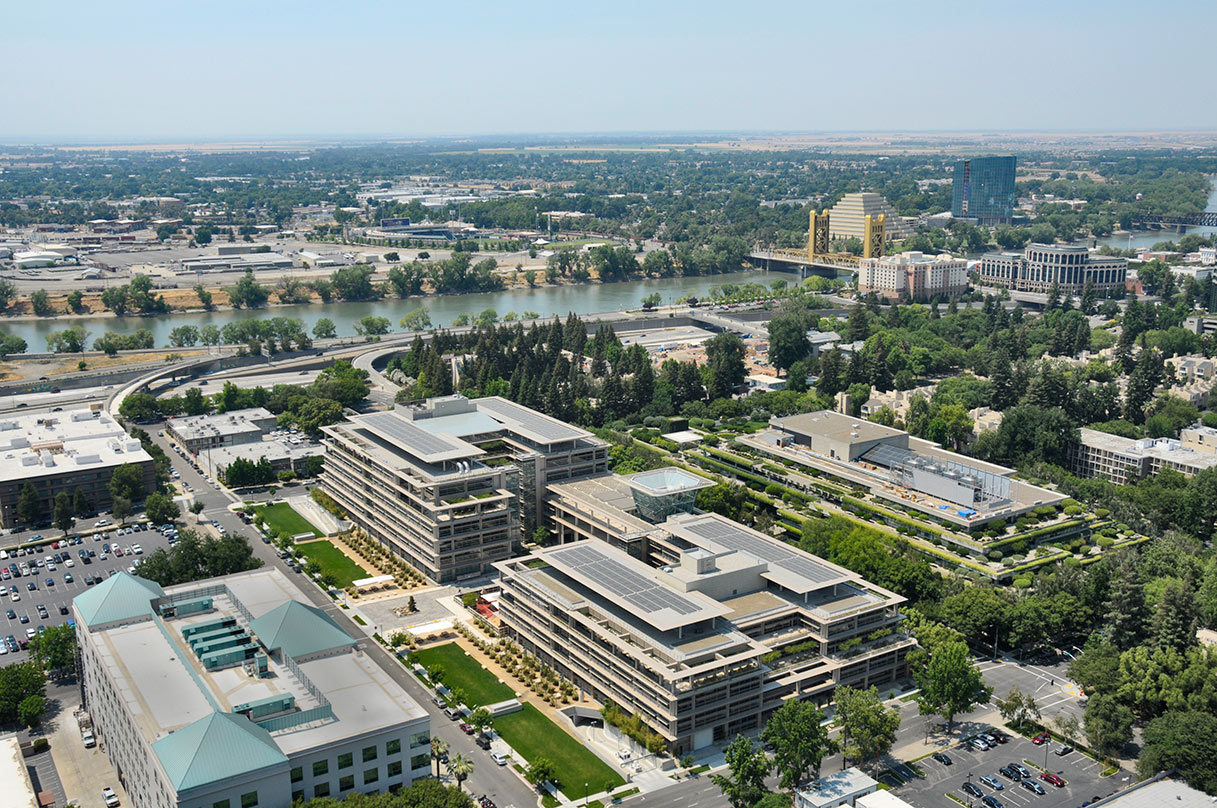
[146,428,541,808]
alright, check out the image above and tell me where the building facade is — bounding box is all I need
[977,244,1127,294]
[75,569,430,808]
[165,408,277,455]
[951,156,1016,225]
[825,193,914,242]
[0,410,155,528]
[1070,427,1217,485]
[501,471,910,753]
[856,252,968,301]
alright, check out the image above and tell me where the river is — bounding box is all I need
[2,269,789,350]
[1091,177,1217,251]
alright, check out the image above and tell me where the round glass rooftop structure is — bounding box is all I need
[622,468,714,522]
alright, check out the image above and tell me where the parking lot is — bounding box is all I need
[894,730,1123,808]
[0,521,175,662]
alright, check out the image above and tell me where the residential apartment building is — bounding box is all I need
[951,156,1016,225]
[501,470,910,753]
[75,569,430,808]
[857,252,968,301]
[977,244,1126,295]
[165,407,277,455]
[1070,427,1217,484]
[0,409,155,528]
[321,395,606,583]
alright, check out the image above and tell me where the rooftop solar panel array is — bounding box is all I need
[358,411,482,462]
[548,543,703,618]
[476,398,590,444]
[673,516,847,588]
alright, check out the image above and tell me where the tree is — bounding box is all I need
[768,315,811,374]
[761,699,837,792]
[28,624,76,673]
[994,685,1040,730]
[331,265,381,300]
[0,661,45,724]
[467,706,493,734]
[835,685,901,774]
[72,488,89,518]
[914,640,992,732]
[17,694,46,728]
[354,316,391,338]
[111,495,132,524]
[704,331,747,400]
[226,270,270,309]
[53,491,74,535]
[400,309,432,331]
[1105,551,1148,651]
[710,734,770,808]
[194,284,213,310]
[16,481,41,526]
[1152,577,1197,652]
[446,752,473,792]
[29,289,54,317]
[312,318,337,340]
[1138,711,1217,794]
[190,501,205,522]
[168,325,199,347]
[431,736,450,778]
[46,325,90,353]
[526,757,557,788]
[109,463,147,503]
[119,392,160,423]
[0,333,26,357]
[145,492,180,525]
[0,278,16,310]
[1083,693,1133,757]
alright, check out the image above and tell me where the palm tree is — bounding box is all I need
[430,737,449,778]
[447,752,474,792]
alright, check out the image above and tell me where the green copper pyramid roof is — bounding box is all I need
[152,711,288,792]
[248,599,354,659]
[72,572,165,628]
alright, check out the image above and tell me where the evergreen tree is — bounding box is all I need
[1105,552,1149,651]
[1152,577,1197,652]
[16,481,41,526]
[53,492,74,535]
[72,488,89,517]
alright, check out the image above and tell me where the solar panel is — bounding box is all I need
[476,398,590,444]
[358,412,483,462]
[673,516,846,588]
[549,544,703,618]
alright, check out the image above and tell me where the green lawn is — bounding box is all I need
[294,540,368,588]
[411,643,515,706]
[255,502,323,538]
[494,704,625,799]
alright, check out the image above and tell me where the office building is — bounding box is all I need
[951,156,1016,225]
[739,410,1064,530]
[75,568,431,808]
[1071,428,1217,485]
[204,438,322,482]
[0,736,38,808]
[165,408,278,455]
[856,252,968,301]
[977,244,1126,295]
[825,193,914,242]
[500,470,910,753]
[0,410,155,529]
[321,395,607,583]
[795,769,879,808]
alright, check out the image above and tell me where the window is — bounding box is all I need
[411,753,430,771]
[240,793,258,808]
[213,801,230,808]
[290,767,303,784]
[388,761,402,778]
[362,745,378,763]
[386,738,401,755]
[313,760,329,777]
[313,784,330,799]
[338,752,353,770]
[339,775,354,792]
[364,768,379,785]
[292,793,304,804]
[408,731,430,748]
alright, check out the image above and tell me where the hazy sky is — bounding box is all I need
[5,0,1215,142]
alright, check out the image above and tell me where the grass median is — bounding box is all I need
[294,540,368,588]
[255,502,323,538]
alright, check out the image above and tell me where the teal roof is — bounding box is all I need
[414,410,504,438]
[73,572,165,628]
[248,600,354,659]
[152,711,287,792]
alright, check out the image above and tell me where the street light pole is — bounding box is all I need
[585,782,589,808]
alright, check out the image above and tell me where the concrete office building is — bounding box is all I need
[825,193,914,242]
[1070,427,1217,485]
[501,470,910,752]
[205,438,322,482]
[74,569,431,808]
[166,408,278,455]
[977,244,1127,295]
[952,156,1016,225]
[0,410,155,529]
[321,395,606,583]
[856,252,968,301]
[740,410,1063,530]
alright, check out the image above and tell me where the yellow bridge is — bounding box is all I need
[748,208,887,275]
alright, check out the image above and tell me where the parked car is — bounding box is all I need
[1011,764,1031,779]
[1032,732,1051,745]
[82,730,96,748]
[962,783,984,798]
[490,751,508,766]
[102,786,120,807]
[981,796,1003,808]
[1022,780,1046,795]
[1039,772,1066,788]
[932,752,953,766]
[474,734,491,750]
[1055,745,1073,756]
[980,775,1004,791]
[999,765,1022,781]
[459,722,475,735]
[989,729,1009,744]
[970,738,991,751]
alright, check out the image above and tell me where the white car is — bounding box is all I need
[491,752,508,766]
[64,559,74,568]
[132,544,143,555]
[82,729,96,748]
[102,786,120,807]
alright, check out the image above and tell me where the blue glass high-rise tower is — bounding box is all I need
[952,156,1016,225]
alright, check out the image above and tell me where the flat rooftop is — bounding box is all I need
[474,396,593,446]
[350,410,485,464]
[773,410,905,445]
[166,407,274,442]
[203,437,320,472]
[82,569,425,758]
[1079,428,1217,470]
[0,410,151,483]
[622,468,713,497]
[549,475,654,535]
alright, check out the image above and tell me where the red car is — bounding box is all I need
[1040,772,1066,788]
[1032,732,1051,745]
[459,722,475,735]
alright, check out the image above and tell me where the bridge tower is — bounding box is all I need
[863,213,886,259]
[808,209,831,260]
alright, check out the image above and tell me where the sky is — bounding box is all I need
[4,0,1216,142]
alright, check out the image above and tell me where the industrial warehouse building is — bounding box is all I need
[497,468,911,753]
[74,569,431,808]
